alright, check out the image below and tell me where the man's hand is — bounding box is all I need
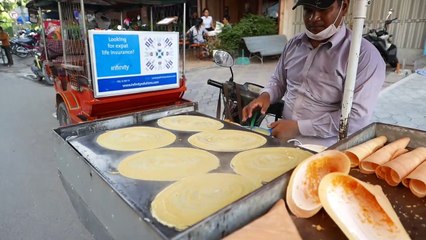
[269,119,300,142]
[242,93,271,122]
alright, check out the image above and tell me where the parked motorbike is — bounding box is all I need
[10,32,40,58]
[31,49,54,85]
[207,50,283,126]
[363,9,399,67]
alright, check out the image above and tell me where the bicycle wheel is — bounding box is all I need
[0,48,6,64]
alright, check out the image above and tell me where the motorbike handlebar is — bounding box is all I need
[207,79,223,89]
[385,17,398,25]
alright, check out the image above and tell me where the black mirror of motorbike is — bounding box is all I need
[213,50,234,68]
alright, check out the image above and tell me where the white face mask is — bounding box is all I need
[305,3,343,41]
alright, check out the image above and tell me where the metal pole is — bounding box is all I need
[38,7,49,61]
[182,2,186,77]
[79,0,92,85]
[150,7,153,31]
[57,1,66,63]
[338,0,370,140]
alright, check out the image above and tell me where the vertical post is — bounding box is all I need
[120,11,123,27]
[339,0,370,140]
[182,2,186,78]
[57,2,66,63]
[150,7,153,31]
[38,7,49,61]
[79,0,92,85]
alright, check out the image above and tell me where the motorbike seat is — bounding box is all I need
[17,38,34,44]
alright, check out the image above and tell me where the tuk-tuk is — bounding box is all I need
[29,0,190,126]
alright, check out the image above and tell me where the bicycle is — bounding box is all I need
[0,45,6,64]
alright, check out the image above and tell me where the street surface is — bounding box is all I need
[0,58,93,240]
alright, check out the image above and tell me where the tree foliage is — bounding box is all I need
[0,0,18,13]
[217,14,278,55]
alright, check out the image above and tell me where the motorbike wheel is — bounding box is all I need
[57,102,71,126]
[14,46,29,58]
[42,67,54,85]
[387,56,398,68]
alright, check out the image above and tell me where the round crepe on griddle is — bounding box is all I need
[118,147,220,181]
[96,126,176,151]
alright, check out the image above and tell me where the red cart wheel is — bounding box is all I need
[57,102,71,126]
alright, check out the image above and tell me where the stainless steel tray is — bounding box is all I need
[53,102,298,240]
[298,122,425,240]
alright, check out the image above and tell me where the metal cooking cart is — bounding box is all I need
[53,103,426,239]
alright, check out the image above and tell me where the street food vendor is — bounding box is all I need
[242,0,385,146]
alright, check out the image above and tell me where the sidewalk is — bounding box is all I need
[373,71,426,130]
[183,57,277,118]
[183,56,419,125]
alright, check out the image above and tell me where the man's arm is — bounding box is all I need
[298,44,386,138]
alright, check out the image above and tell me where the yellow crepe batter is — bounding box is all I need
[96,126,176,151]
[188,130,267,152]
[231,147,313,183]
[151,173,261,230]
[157,115,224,132]
[118,147,220,181]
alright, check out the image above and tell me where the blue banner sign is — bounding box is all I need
[88,30,179,98]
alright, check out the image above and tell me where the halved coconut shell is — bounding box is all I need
[319,173,410,240]
[286,150,351,218]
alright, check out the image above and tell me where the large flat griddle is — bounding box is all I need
[67,114,284,238]
[56,103,296,239]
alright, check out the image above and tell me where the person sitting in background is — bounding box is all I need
[187,18,208,44]
[222,15,232,29]
[201,8,215,31]
[0,26,13,67]
[189,12,198,29]
[222,15,231,26]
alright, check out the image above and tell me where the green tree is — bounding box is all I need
[0,0,17,14]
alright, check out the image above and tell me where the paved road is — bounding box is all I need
[183,58,277,118]
[0,58,93,240]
